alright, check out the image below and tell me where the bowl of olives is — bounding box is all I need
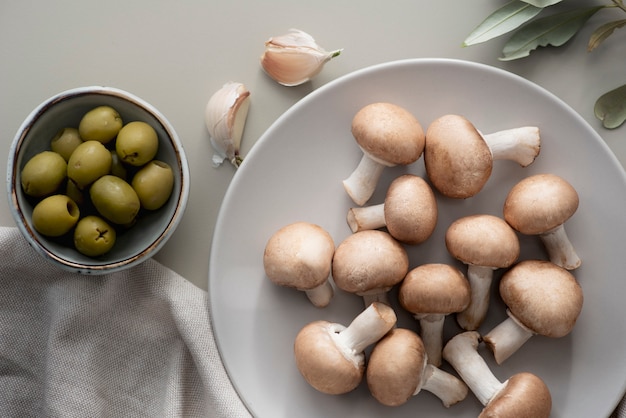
[7,86,190,274]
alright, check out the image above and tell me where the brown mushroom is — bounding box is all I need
[483,260,584,364]
[424,114,540,199]
[398,263,470,366]
[346,174,438,245]
[343,102,425,206]
[503,173,581,270]
[263,221,335,307]
[442,331,552,418]
[332,230,409,306]
[366,328,468,407]
[294,302,397,395]
[445,214,520,331]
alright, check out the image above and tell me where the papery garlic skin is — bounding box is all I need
[261,29,342,87]
[205,82,251,168]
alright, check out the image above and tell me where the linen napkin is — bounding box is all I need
[0,226,251,418]
[614,397,626,418]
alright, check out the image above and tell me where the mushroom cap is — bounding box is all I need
[480,372,552,418]
[384,174,438,245]
[500,260,583,337]
[332,230,409,295]
[366,328,426,406]
[351,102,425,166]
[263,222,335,290]
[399,263,470,315]
[424,114,493,198]
[294,320,364,395]
[445,214,520,268]
[503,173,579,235]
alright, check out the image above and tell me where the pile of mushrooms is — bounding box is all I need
[262,102,583,416]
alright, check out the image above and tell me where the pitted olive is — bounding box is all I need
[74,215,116,257]
[132,160,174,210]
[110,150,127,180]
[90,175,141,225]
[78,105,123,144]
[115,121,159,166]
[67,140,112,189]
[50,127,83,161]
[31,194,80,237]
[21,151,67,197]
[65,179,85,206]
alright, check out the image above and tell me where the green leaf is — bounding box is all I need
[463,1,543,46]
[595,84,626,129]
[499,6,604,61]
[588,19,626,52]
[520,0,563,7]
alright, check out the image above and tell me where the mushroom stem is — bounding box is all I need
[456,264,495,331]
[442,331,504,407]
[539,224,581,270]
[342,153,387,206]
[418,363,469,408]
[304,280,334,308]
[361,287,392,308]
[483,310,535,365]
[347,203,385,233]
[334,302,397,354]
[414,313,445,367]
[482,126,540,167]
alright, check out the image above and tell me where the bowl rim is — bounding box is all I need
[6,85,190,274]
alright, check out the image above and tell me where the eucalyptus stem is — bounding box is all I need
[611,0,626,13]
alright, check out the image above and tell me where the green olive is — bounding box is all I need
[50,127,83,161]
[21,151,67,197]
[78,105,123,144]
[90,175,140,225]
[31,194,80,237]
[67,140,112,189]
[74,215,116,257]
[110,150,127,180]
[115,121,159,166]
[65,179,85,206]
[131,160,174,210]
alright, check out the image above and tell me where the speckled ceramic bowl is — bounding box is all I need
[7,86,189,274]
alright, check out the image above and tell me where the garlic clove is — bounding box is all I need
[260,28,342,87]
[205,82,251,168]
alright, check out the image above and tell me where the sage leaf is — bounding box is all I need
[588,19,626,51]
[595,84,626,129]
[464,1,543,46]
[500,6,604,61]
[521,0,562,7]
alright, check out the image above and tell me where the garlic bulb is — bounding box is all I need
[260,29,342,87]
[205,82,251,168]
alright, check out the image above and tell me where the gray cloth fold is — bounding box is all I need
[613,397,626,418]
[0,226,251,418]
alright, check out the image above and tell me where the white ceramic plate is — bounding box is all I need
[209,59,626,417]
